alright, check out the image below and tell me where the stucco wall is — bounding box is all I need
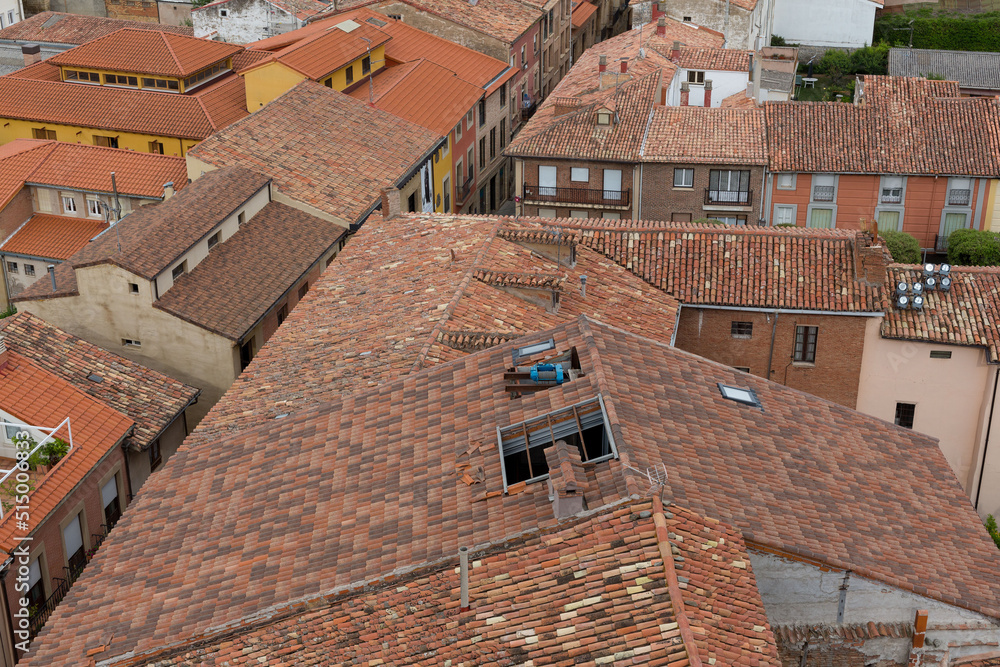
[771,0,877,48]
[857,328,1000,519]
[127,409,188,492]
[667,69,748,107]
[157,1,191,26]
[194,0,296,43]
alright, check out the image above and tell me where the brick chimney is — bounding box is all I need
[598,54,607,72]
[854,231,891,284]
[21,43,41,67]
[381,187,402,220]
[704,79,713,107]
[553,97,581,116]
[657,17,667,38]
[652,0,665,19]
[544,440,588,519]
[671,40,681,61]
[620,58,628,73]
[680,81,690,106]
[0,336,8,372]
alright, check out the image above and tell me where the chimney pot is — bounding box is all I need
[21,43,41,67]
[0,335,8,372]
[47,264,56,291]
[598,54,607,72]
[657,17,667,37]
[162,182,175,199]
[380,186,402,221]
[620,59,628,73]
[680,81,690,106]
[704,79,713,107]
[580,274,587,298]
[671,40,681,61]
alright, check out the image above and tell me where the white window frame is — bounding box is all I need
[806,204,837,229]
[570,167,589,182]
[773,203,796,226]
[810,174,837,203]
[537,208,557,218]
[879,175,906,205]
[776,173,796,190]
[86,198,102,217]
[939,208,970,239]
[62,196,77,213]
[946,177,973,208]
[874,207,904,233]
[673,168,694,188]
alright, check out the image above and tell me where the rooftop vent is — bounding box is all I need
[335,19,361,32]
[366,16,386,26]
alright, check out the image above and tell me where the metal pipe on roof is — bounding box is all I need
[459,546,470,611]
[47,264,56,291]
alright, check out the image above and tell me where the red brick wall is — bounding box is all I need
[673,307,869,408]
[777,638,905,667]
[521,158,634,217]
[0,189,34,242]
[641,163,766,223]
[2,445,129,635]
[260,255,328,344]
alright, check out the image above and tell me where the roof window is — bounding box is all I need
[497,396,617,491]
[512,338,555,364]
[718,383,761,408]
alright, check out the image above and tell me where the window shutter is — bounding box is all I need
[63,514,83,557]
[28,558,40,587]
[101,477,118,509]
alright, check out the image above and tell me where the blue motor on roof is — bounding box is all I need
[530,363,564,384]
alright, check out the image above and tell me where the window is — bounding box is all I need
[947,177,972,206]
[456,121,462,141]
[129,282,139,293]
[324,77,333,88]
[537,207,557,218]
[940,210,969,245]
[466,110,473,128]
[479,138,486,169]
[880,176,904,204]
[712,216,746,226]
[5,261,16,274]
[149,439,162,470]
[731,321,753,338]
[596,110,612,125]
[602,212,621,220]
[219,8,228,16]
[894,402,915,429]
[673,168,693,188]
[93,135,119,149]
[101,475,121,529]
[63,513,86,577]
[239,339,254,371]
[361,56,371,75]
[32,128,56,140]
[64,70,100,83]
[87,198,102,217]
[298,282,309,299]
[345,65,354,84]
[708,170,750,204]
[407,192,416,212]
[807,207,834,229]
[276,302,288,325]
[479,99,486,127]
[683,15,692,21]
[171,261,186,280]
[930,350,952,359]
[490,126,496,159]
[571,167,589,182]
[520,44,526,67]
[122,338,141,347]
[793,325,818,363]
[207,231,221,251]
[687,70,705,84]
[149,141,164,154]
[62,196,77,212]
[141,77,179,91]
[718,383,761,408]
[733,366,751,373]
[570,210,588,218]
[776,173,796,189]
[183,61,227,89]
[497,397,616,490]
[533,33,538,54]
[7,11,13,25]
[773,204,796,226]
[500,118,506,148]
[23,264,34,277]
[25,558,44,610]
[237,211,245,225]
[105,74,138,87]
[811,174,836,202]
[876,209,901,233]
[538,165,557,196]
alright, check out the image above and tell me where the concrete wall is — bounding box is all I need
[157,1,191,26]
[772,0,877,48]
[857,329,1000,519]
[126,409,187,492]
[751,549,1000,664]
[195,0,300,43]
[667,69,748,107]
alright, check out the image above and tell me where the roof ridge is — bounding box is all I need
[20,141,60,187]
[195,94,217,131]
[159,30,184,73]
[652,496,705,667]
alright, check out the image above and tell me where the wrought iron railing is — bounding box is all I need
[27,578,68,638]
[948,189,971,206]
[524,183,631,207]
[705,188,753,206]
[812,186,835,202]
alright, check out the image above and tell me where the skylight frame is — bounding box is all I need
[717,382,762,409]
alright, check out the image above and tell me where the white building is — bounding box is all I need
[771,0,879,49]
[193,0,326,43]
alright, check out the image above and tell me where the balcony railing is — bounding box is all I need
[880,191,903,204]
[705,188,753,206]
[521,103,538,122]
[948,189,971,206]
[524,183,631,208]
[812,186,835,202]
[459,176,474,203]
[27,578,68,638]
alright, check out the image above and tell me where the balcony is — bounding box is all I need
[812,186,835,202]
[521,102,538,122]
[459,176,474,203]
[524,183,631,208]
[705,188,753,207]
[948,189,971,206]
[880,191,903,205]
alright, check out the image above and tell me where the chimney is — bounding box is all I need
[0,336,8,372]
[657,17,667,38]
[703,79,713,107]
[680,81,690,106]
[598,54,607,72]
[21,43,41,67]
[620,58,628,73]
[553,97,581,116]
[671,39,681,61]
[162,182,175,199]
[544,440,588,519]
[913,610,928,649]
[854,231,890,284]
[580,274,587,298]
[47,264,56,291]
[380,187,401,220]
[652,0,665,18]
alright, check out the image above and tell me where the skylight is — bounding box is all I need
[718,383,761,408]
[512,338,555,364]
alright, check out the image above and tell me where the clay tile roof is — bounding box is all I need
[0,11,192,45]
[62,167,270,280]
[260,19,391,80]
[153,201,344,340]
[347,59,484,136]
[182,213,680,445]
[26,142,188,198]
[0,312,199,452]
[642,106,767,164]
[547,220,884,312]
[0,140,58,208]
[0,73,249,140]
[189,81,442,225]
[676,47,752,71]
[48,28,242,77]
[195,0,327,21]
[881,264,1000,362]
[22,316,1000,665]
[765,76,1000,175]
[1,214,107,260]
[571,0,597,28]
[0,350,134,553]
[889,47,1000,91]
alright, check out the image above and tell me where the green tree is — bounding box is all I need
[987,515,1000,550]
[881,230,921,264]
[947,229,1000,266]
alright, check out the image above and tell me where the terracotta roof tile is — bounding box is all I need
[676,47,752,71]
[22,316,1000,665]
[189,81,441,224]
[48,28,242,76]
[0,11,192,44]
[154,201,344,339]
[254,19,391,80]
[643,106,766,164]
[1,214,107,260]
[0,312,199,452]
[571,0,597,28]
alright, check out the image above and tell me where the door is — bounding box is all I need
[603,169,622,201]
[539,166,557,197]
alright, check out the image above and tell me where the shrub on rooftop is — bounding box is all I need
[874,10,1000,52]
[988,515,1000,551]
[947,228,1000,267]
[881,230,921,264]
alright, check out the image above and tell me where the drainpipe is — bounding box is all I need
[766,310,778,380]
[973,365,999,511]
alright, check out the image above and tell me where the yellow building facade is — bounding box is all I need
[0,121,198,157]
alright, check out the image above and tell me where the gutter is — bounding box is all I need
[688,304,884,318]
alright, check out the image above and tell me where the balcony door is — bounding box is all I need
[539,166,557,197]
[603,169,622,201]
[709,170,750,204]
